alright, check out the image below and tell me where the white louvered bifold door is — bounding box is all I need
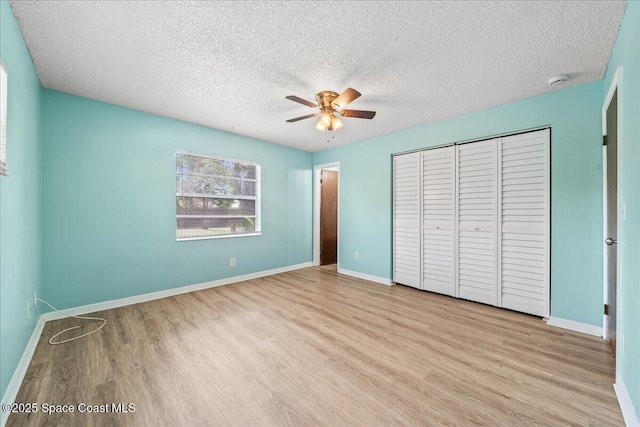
[422,147,456,296]
[457,139,498,305]
[499,129,550,317]
[393,152,421,289]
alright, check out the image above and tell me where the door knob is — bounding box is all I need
[605,237,617,246]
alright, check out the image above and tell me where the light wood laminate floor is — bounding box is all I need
[9,266,623,426]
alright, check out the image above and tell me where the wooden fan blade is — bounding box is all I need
[286,113,319,123]
[340,109,376,119]
[332,88,361,109]
[285,95,317,108]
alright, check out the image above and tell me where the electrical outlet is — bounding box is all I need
[33,292,37,307]
[621,332,626,355]
[27,302,32,320]
[230,258,236,267]
[355,252,359,259]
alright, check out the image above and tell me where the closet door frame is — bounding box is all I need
[544,130,551,318]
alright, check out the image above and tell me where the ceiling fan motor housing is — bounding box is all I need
[316,91,340,108]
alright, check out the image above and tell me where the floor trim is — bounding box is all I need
[615,380,640,427]
[337,268,393,286]
[546,316,603,337]
[0,317,46,427]
[42,262,313,321]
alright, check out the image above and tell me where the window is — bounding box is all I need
[0,61,7,176]
[176,152,260,240]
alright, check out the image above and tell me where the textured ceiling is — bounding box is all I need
[10,1,626,152]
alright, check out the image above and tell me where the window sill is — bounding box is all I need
[176,232,261,242]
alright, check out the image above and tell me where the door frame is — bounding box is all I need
[601,66,622,361]
[313,162,340,267]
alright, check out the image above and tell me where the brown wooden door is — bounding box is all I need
[320,170,338,265]
[606,89,618,357]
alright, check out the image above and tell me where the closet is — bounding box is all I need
[392,129,550,317]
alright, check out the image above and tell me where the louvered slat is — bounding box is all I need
[457,139,497,305]
[393,152,421,288]
[422,146,456,296]
[500,130,550,317]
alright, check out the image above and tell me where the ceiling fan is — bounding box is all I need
[285,88,376,131]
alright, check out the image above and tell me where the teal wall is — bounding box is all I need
[0,0,43,399]
[604,0,640,418]
[41,90,312,310]
[314,81,605,327]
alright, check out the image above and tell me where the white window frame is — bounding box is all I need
[175,150,261,241]
[0,60,8,177]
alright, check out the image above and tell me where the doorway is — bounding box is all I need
[320,169,338,265]
[603,68,620,358]
[313,163,340,267]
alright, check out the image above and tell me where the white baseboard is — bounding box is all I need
[42,262,313,321]
[615,380,640,427]
[1,317,46,427]
[546,316,603,337]
[337,268,393,286]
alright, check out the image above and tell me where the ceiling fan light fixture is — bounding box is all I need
[320,111,332,126]
[331,116,343,131]
[315,119,328,131]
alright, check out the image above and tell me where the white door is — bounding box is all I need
[422,146,456,296]
[499,129,550,317]
[457,139,498,305]
[393,152,421,288]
